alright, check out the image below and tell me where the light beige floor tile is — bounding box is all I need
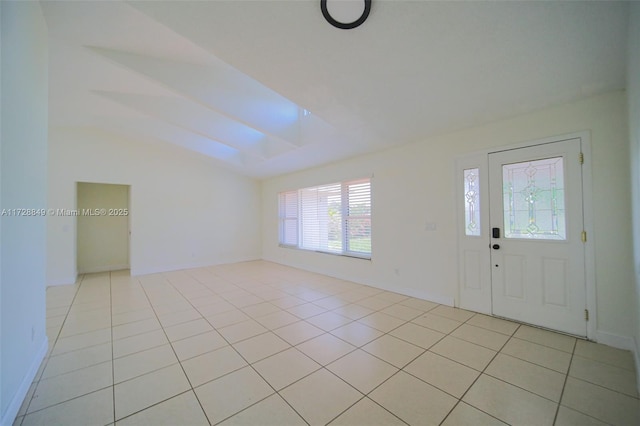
[574,339,636,371]
[463,375,557,425]
[555,406,608,426]
[227,294,264,308]
[357,312,405,333]
[280,369,362,426]
[114,364,191,420]
[380,304,423,321]
[287,303,327,319]
[451,324,510,351]
[205,309,250,329]
[313,296,350,310]
[327,349,398,394]
[332,303,375,320]
[500,337,571,373]
[389,322,445,349]
[114,344,178,383]
[405,351,480,398]
[195,366,274,425]
[362,334,424,368]
[329,397,405,425]
[189,294,224,308]
[42,342,112,379]
[171,330,228,361]
[164,318,213,342]
[273,321,325,345]
[430,305,475,322]
[157,309,202,328]
[112,308,155,327]
[218,394,307,426]
[116,391,209,426]
[296,289,330,302]
[242,302,281,318]
[411,313,462,334]
[45,314,66,329]
[296,333,356,365]
[430,336,497,371]
[218,319,268,344]
[196,300,237,317]
[253,347,320,390]
[376,292,408,303]
[29,361,113,412]
[441,402,507,426]
[369,370,457,425]
[232,332,291,363]
[514,325,576,353]
[112,318,161,341]
[356,296,395,311]
[561,376,640,425]
[59,320,111,339]
[466,314,519,336]
[331,322,384,347]
[270,295,306,309]
[253,310,300,330]
[399,298,439,312]
[22,388,113,426]
[570,355,638,397]
[182,345,248,387]
[306,311,352,331]
[485,353,565,401]
[112,329,168,359]
[17,382,37,417]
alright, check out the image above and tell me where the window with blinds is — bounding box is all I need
[277,178,371,258]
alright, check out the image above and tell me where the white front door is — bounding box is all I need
[488,139,587,336]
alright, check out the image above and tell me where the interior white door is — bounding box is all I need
[489,139,586,336]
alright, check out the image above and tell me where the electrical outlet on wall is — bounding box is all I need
[425,222,437,231]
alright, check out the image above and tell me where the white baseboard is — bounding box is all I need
[1,337,48,426]
[130,256,262,277]
[78,264,130,274]
[265,258,455,307]
[594,330,637,351]
[47,275,78,286]
[364,281,455,306]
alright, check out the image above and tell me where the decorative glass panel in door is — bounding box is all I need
[502,157,566,240]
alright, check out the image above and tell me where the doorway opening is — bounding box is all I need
[76,182,130,274]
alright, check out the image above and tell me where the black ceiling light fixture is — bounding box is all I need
[321,0,371,30]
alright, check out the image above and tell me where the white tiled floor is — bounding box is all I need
[14,261,640,425]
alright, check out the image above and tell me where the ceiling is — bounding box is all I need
[41,1,629,179]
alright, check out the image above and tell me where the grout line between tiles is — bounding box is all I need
[135,274,215,426]
[438,323,522,426]
[164,273,311,426]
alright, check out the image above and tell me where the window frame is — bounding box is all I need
[277,178,372,260]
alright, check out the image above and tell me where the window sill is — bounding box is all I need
[278,244,371,261]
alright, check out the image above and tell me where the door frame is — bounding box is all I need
[455,131,596,339]
[75,181,132,274]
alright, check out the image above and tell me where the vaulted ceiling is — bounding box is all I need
[42,1,629,178]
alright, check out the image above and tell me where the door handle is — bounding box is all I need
[492,244,500,250]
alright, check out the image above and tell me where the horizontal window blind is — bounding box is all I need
[278,178,371,258]
[346,179,371,254]
[278,190,298,246]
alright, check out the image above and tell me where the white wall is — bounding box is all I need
[263,91,634,342]
[77,182,129,273]
[0,2,49,425]
[48,128,261,284]
[627,2,640,376]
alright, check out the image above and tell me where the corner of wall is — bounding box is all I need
[0,337,47,426]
